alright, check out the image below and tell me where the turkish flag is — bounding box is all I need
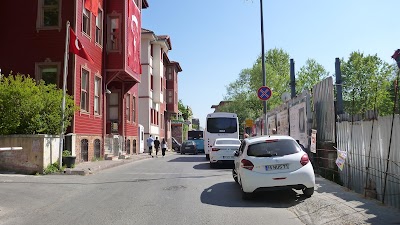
[69,28,94,64]
[84,0,99,16]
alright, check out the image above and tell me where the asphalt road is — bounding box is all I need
[1,154,399,225]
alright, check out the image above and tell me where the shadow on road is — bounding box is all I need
[168,156,207,162]
[201,181,306,208]
[193,162,234,170]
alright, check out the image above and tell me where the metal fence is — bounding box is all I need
[104,135,125,156]
[336,115,400,209]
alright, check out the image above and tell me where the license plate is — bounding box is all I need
[265,164,289,171]
[185,147,190,149]
[223,156,234,159]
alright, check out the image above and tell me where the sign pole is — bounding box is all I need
[259,0,267,135]
[59,21,70,169]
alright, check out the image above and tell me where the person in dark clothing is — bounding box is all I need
[153,137,160,157]
[161,138,167,157]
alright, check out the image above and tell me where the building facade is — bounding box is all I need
[0,0,149,162]
[140,28,182,150]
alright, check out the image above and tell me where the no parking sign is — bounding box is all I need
[257,86,272,101]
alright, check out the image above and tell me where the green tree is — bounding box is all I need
[220,48,291,125]
[0,73,76,135]
[296,59,330,94]
[178,99,192,120]
[341,51,394,115]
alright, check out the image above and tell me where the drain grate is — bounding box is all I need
[163,185,187,191]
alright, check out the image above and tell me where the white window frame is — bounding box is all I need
[95,8,103,46]
[35,61,61,86]
[167,67,172,80]
[82,7,91,36]
[36,0,62,30]
[81,68,90,112]
[108,14,121,52]
[167,90,173,104]
[126,94,131,122]
[94,76,101,115]
[132,96,136,123]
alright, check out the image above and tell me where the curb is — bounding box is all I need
[60,153,174,176]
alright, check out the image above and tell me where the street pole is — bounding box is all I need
[59,21,70,169]
[260,0,267,135]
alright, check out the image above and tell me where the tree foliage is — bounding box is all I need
[296,59,329,94]
[220,48,291,125]
[341,51,394,115]
[0,73,76,135]
[178,99,192,120]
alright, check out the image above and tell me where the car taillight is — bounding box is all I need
[300,154,309,166]
[241,159,254,170]
[212,148,219,151]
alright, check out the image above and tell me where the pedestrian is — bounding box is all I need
[242,133,249,143]
[146,135,154,157]
[161,138,167,157]
[154,137,160,157]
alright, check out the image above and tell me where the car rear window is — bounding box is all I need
[247,139,300,157]
[216,139,241,145]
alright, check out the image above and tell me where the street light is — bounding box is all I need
[259,0,267,135]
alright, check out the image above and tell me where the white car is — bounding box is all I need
[209,138,241,168]
[233,135,315,200]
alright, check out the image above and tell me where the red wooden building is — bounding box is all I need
[0,0,148,162]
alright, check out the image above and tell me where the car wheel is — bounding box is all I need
[232,169,239,184]
[303,187,314,197]
[209,162,216,169]
[206,154,210,160]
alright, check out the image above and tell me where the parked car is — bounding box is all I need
[209,138,241,168]
[172,137,181,152]
[180,140,198,155]
[233,135,315,200]
[191,138,204,153]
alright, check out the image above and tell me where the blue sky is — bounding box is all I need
[142,0,400,128]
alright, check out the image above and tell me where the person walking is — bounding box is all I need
[153,137,160,157]
[146,135,154,157]
[161,138,167,157]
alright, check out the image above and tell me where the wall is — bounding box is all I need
[0,135,60,174]
[337,115,400,210]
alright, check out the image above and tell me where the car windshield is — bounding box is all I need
[206,118,237,133]
[216,139,241,145]
[247,139,300,157]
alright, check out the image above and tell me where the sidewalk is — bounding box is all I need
[62,150,176,175]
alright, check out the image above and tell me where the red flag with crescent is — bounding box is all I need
[84,0,99,16]
[69,28,94,63]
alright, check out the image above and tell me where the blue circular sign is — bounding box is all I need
[257,86,272,101]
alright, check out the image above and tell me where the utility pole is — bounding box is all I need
[260,0,267,135]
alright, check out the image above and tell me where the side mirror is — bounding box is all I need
[234,151,240,157]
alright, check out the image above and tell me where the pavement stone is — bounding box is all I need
[62,150,177,175]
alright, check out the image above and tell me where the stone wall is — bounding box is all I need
[0,135,59,174]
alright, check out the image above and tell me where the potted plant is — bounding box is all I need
[62,150,76,168]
